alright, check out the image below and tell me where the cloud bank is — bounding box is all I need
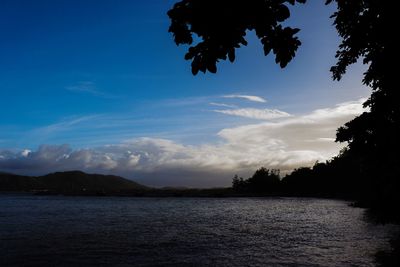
[0,99,365,187]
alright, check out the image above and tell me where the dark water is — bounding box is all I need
[0,194,398,266]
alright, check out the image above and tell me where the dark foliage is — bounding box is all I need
[281,153,363,199]
[232,158,362,199]
[329,0,400,218]
[232,167,280,193]
[167,0,306,75]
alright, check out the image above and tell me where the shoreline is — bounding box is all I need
[0,189,357,202]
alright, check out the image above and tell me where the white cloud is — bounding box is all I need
[306,99,367,120]
[0,99,366,187]
[223,94,267,103]
[214,108,291,120]
[20,149,31,157]
[209,102,237,108]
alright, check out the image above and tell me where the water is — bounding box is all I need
[0,194,398,266]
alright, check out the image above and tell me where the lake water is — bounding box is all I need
[0,194,398,266]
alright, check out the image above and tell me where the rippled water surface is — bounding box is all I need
[0,194,398,266]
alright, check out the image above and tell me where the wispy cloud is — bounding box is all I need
[30,115,101,136]
[65,81,117,98]
[214,108,291,120]
[223,94,267,103]
[23,115,102,146]
[0,99,366,187]
[209,102,237,108]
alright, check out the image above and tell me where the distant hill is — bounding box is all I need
[0,171,148,194]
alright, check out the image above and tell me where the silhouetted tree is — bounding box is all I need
[280,153,364,199]
[169,0,399,218]
[330,0,398,208]
[281,166,315,195]
[247,167,280,192]
[167,0,306,75]
[232,168,281,194]
[232,174,243,191]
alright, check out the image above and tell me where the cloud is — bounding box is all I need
[209,102,237,108]
[65,81,117,98]
[66,81,98,94]
[306,99,366,120]
[31,115,100,135]
[25,115,101,145]
[223,94,267,103]
[214,108,291,120]
[20,149,31,157]
[0,99,366,187]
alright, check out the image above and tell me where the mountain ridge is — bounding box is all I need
[0,170,148,194]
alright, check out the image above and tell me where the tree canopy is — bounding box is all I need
[167,0,306,75]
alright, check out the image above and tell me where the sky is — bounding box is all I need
[0,0,370,187]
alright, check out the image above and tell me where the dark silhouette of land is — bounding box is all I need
[0,171,148,196]
[0,171,236,197]
[0,167,383,201]
[0,171,234,197]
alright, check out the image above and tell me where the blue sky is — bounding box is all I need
[0,0,369,186]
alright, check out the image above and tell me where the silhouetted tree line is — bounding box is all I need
[233,147,400,222]
[232,154,363,199]
[233,146,399,212]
